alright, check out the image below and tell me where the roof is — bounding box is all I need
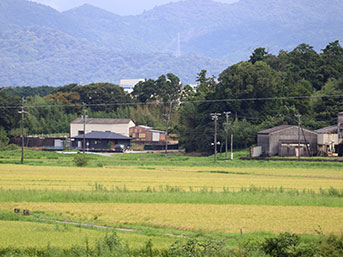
[119,79,144,88]
[259,125,317,135]
[73,131,132,140]
[150,129,166,134]
[258,125,294,135]
[71,118,133,125]
[315,125,338,134]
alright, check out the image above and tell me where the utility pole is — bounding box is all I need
[295,114,302,160]
[163,100,173,154]
[82,103,87,154]
[231,133,234,160]
[18,97,27,164]
[211,113,221,164]
[223,111,231,159]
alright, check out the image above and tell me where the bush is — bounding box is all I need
[73,154,89,167]
[261,233,317,257]
[6,144,19,151]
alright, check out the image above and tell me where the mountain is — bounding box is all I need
[0,0,342,87]
[0,26,226,86]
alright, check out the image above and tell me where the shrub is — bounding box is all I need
[73,154,89,167]
[6,144,19,151]
[318,234,343,256]
[262,233,300,257]
[261,233,317,257]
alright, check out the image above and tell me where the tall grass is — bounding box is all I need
[1,149,343,169]
[1,186,343,207]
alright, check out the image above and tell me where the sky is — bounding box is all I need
[30,0,239,16]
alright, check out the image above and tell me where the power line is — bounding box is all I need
[0,94,343,110]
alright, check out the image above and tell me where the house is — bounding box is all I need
[257,125,317,157]
[119,79,144,93]
[129,125,166,142]
[70,118,135,138]
[71,131,132,152]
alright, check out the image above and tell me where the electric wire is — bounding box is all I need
[0,93,342,110]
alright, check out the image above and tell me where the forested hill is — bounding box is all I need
[0,0,343,87]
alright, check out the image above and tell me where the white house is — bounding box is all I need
[70,118,135,138]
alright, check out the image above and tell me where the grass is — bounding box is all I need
[1,188,343,207]
[1,149,343,169]
[0,211,182,250]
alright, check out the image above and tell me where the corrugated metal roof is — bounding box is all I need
[315,125,338,134]
[73,131,132,140]
[71,118,133,125]
[258,125,295,134]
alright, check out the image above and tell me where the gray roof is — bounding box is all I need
[259,125,317,135]
[258,125,294,135]
[315,125,338,134]
[71,118,133,125]
[73,131,132,140]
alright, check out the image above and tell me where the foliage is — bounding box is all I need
[73,154,89,167]
[0,91,21,132]
[0,127,10,149]
[1,86,54,98]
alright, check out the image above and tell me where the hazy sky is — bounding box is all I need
[30,0,239,15]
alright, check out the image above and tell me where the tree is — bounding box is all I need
[320,40,343,83]
[249,47,268,64]
[76,83,131,113]
[195,70,216,97]
[0,91,21,132]
[132,79,157,103]
[217,61,282,118]
[313,78,343,127]
[287,43,322,90]
[0,127,10,148]
[155,73,182,153]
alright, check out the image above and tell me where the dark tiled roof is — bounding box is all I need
[258,125,295,135]
[315,125,338,134]
[73,131,132,140]
[71,118,133,125]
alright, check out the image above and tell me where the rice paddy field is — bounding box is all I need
[0,149,343,252]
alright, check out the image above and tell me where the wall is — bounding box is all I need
[71,121,134,137]
[257,134,269,155]
[317,134,339,145]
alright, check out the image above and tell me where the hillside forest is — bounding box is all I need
[1,41,343,152]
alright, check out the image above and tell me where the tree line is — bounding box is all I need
[1,41,343,152]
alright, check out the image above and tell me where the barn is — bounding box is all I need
[257,125,317,157]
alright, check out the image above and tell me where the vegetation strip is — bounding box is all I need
[241,157,343,162]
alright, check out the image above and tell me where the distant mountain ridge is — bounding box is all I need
[0,0,342,87]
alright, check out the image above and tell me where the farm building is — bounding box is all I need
[70,118,135,138]
[257,125,317,157]
[315,125,339,156]
[71,131,132,152]
[129,125,166,142]
[315,112,343,156]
